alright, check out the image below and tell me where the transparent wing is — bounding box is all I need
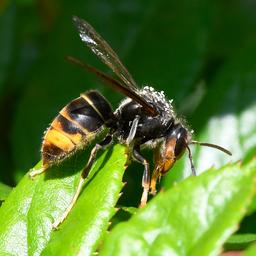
[72,16,157,116]
[67,56,157,116]
[73,16,138,91]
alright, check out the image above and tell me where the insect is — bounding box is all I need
[30,16,231,229]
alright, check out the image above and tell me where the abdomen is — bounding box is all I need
[41,90,114,169]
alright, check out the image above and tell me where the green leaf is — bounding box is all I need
[225,234,256,251]
[0,165,39,256]
[0,182,12,202]
[120,206,138,215]
[247,196,256,215]
[100,160,256,256]
[245,235,256,256]
[0,144,127,256]
[245,242,256,256]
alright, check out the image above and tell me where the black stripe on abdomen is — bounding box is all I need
[81,90,114,122]
[64,96,104,132]
[42,142,67,165]
[56,114,86,135]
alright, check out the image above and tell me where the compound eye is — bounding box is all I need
[158,125,188,175]
[174,135,187,159]
[172,126,188,159]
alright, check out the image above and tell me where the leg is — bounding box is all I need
[150,146,162,195]
[150,167,160,196]
[126,116,139,145]
[52,135,112,229]
[132,146,150,208]
[29,167,46,178]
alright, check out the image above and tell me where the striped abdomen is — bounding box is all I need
[41,90,114,169]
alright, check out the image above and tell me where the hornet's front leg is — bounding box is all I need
[126,116,140,145]
[126,117,150,207]
[132,146,150,208]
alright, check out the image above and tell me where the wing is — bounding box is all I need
[73,16,138,91]
[72,16,158,116]
[67,56,157,115]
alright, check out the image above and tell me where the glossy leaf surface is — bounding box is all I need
[101,160,256,256]
[0,145,127,256]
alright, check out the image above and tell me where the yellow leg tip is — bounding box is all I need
[150,188,157,196]
[52,177,86,229]
[29,168,45,179]
[52,207,72,230]
[139,187,149,208]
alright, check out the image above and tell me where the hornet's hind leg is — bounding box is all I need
[52,134,113,229]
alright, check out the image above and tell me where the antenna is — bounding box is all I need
[186,141,231,177]
[190,141,232,156]
[186,146,196,176]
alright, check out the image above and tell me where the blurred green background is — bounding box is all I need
[0,0,256,197]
